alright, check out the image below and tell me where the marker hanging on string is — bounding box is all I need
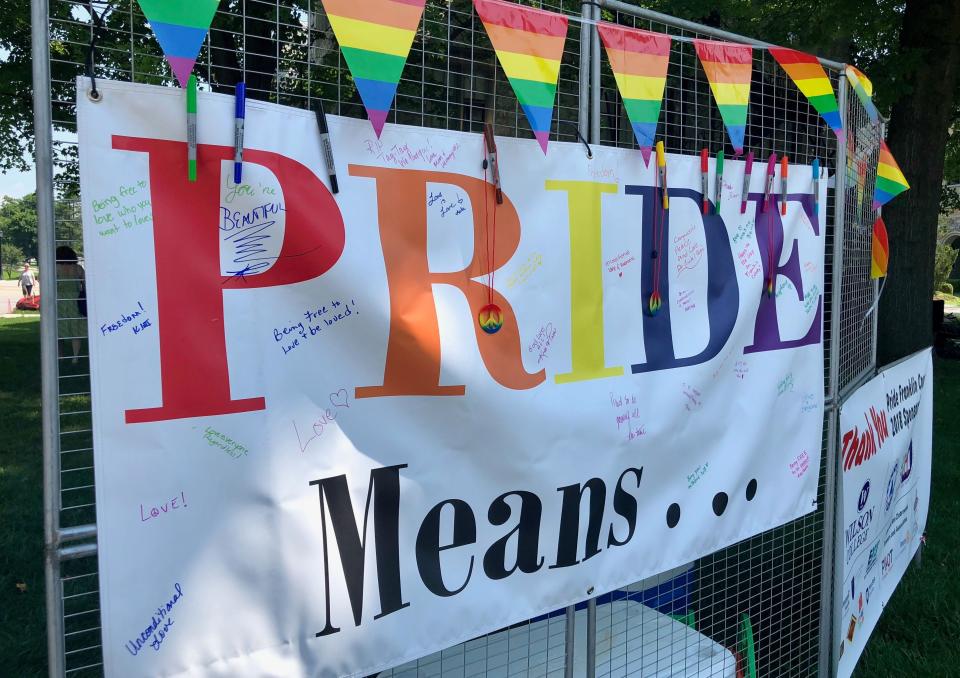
[781,155,789,216]
[657,141,668,210]
[763,153,776,213]
[233,82,245,184]
[700,148,709,214]
[812,158,820,216]
[740,151,754,213]
[314,102,339,194]
[714,150,724,214]
[187,74,197,182]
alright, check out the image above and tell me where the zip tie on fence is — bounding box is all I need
[84,2,117,102]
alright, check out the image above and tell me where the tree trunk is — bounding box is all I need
[878,0,960,364]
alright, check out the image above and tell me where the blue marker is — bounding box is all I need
[812,158,820,215]
[234,82,246,184]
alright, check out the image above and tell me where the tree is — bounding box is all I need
[877,0,960,363]
[0,193,39,258]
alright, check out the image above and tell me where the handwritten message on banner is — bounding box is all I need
[78,80,826,677]
[837,349,932,678]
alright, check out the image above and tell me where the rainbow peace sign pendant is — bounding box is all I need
[478,303,503,334]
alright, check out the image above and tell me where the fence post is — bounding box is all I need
[30,0,65,676]
[819,71,850,678]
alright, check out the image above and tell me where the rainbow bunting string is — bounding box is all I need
[768,47,843,138]
[874,140,910,209]
[694,40,752,154]
[137,0,219,87]
[845,65,879,124]
[322,0,426,137]
[597,23,671,166]
[474,0,568,153]
[871,216,889,279]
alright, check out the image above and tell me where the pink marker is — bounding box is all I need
[740,151,754,213]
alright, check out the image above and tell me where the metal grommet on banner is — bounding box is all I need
[84,1,115,106]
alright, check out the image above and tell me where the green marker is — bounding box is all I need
[187,74,198,182]
[714,150,724,214]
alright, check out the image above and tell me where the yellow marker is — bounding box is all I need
[656,140,668,209]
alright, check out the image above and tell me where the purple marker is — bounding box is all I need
[233,82,245,184]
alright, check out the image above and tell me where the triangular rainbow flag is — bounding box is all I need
[474,0,568,153]
[871,216,889,279]
[694,39,752,154]
[322,0,426,137]
[768,47,843,138]
[137,1,219,87]
[597,22,671,166]
[874,140,909,209]
[845,65,879,124]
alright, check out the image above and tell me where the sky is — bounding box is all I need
[0,165,35,200]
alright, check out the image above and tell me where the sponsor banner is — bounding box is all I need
[78,80,825,677]
[837,348,933,677]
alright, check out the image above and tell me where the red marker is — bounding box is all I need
[700,148,709,214]
[781,155,789,216]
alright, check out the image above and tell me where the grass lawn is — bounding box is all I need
[0,314,957,677]
[852,357,960,677]
[0,316,46,676]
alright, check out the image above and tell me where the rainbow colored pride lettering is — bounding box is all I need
[474,0,568,153]
[322,0,426,137]
[768,47,843,138]
[694,40,752,154]
[874,140,909,209]
[597,22,671,166]
[137,0,219,87]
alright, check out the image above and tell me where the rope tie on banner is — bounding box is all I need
[557,120,593,159]
[85,2,116,102]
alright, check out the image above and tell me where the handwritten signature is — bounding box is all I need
[293,389,351,453]
[125,583,183,656]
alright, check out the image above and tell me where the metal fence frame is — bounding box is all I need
[29,1,881,675]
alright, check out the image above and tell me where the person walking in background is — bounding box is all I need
[19,263,36,298]
[55,246,86,364]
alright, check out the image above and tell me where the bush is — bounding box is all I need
[941,282,955,295]
[935,243,959,292]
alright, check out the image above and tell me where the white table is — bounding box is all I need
[379,598,736,678]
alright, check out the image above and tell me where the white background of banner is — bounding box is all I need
[837,348,932,677]
[79,80,825,677]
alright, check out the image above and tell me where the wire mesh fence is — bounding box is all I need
[33,1,878,676]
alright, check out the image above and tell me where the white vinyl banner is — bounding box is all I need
[837,348,932,677]
[78,80,826,677]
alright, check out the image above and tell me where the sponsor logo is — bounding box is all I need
[881,549,894,577]
[884,463,899,512]
[865,577,877,605]
[858,480,871,511]
[901,441,913,482]
[842,407,889,473]
[866,543,879,572]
